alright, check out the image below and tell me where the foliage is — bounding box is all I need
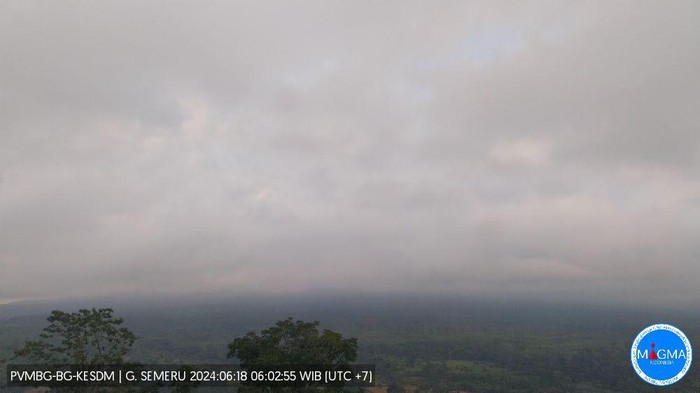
[4,299,700,392]
[10,308,139,393]
[14,308,137,366]
[228,317,357,393]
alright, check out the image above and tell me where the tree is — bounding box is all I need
[227,317,358,393]
[12,308,137,393]
[14,308,137,365]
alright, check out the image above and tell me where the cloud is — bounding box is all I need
[1,0,699,305]
[489,138,552,167]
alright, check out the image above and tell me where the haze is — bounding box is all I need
[1,1,699,306]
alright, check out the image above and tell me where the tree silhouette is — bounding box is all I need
[13,308,138,393]
[228,317,357,393]
[14,308,136,366]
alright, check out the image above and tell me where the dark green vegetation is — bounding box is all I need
[2,295,700,392]
[8,308,137,393]
[228,318,357,392]
[14,308,136,365]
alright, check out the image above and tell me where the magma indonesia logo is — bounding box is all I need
[631,324,692,386]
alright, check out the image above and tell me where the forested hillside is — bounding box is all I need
[2,296,699,392]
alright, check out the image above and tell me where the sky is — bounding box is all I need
[1,1,699,306]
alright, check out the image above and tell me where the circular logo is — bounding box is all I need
[631,324,692,386]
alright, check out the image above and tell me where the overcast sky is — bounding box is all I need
[1,1,699,305]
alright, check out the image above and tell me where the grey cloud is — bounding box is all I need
[1,0,699,305]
